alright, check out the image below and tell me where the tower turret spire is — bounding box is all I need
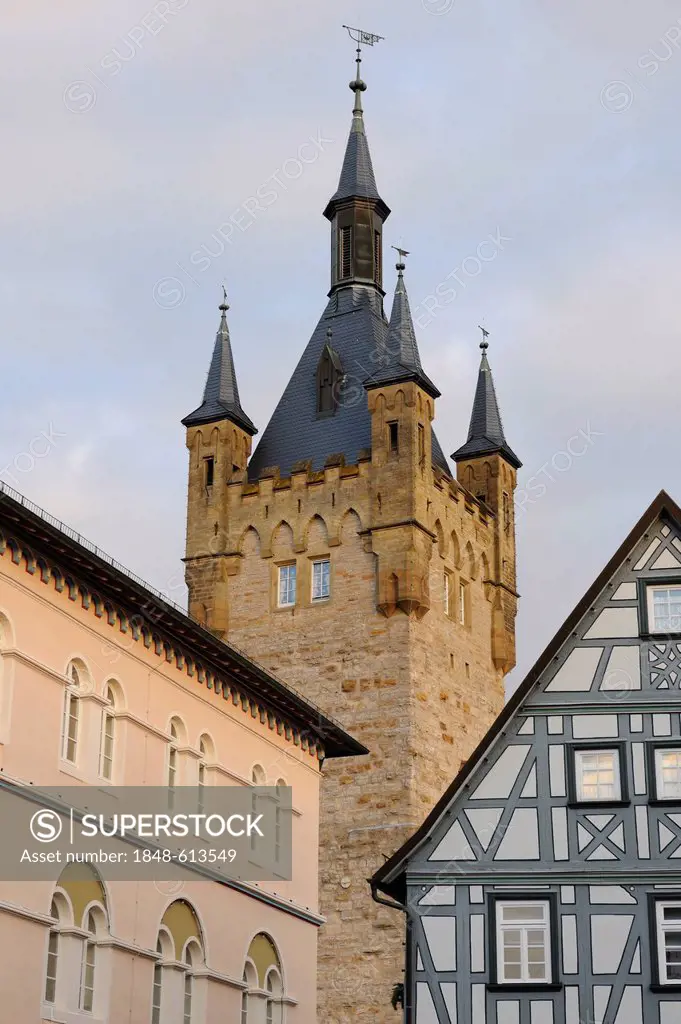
[323,27,389,293]
[451,330,520,468]
[182,290,257,434]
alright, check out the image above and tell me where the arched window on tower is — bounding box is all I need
[316,341,343,417]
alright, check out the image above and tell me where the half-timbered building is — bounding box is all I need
[372,490,681,1024]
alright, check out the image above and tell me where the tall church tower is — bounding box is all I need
[183,55,521,1024]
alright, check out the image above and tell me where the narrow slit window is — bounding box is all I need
[418,424,425,466]
[374,230,382,285]
[204,457,214,489]
[388,421,399,454]
[339,226,353,279]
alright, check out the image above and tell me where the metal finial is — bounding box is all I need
[219,285,229,312]
[478,324,490,351]
[391,245,410,274]
[326,326,333,343]
[343,25,383,109]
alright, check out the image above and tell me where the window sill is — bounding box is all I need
[650,983,681,992]
[649,798,681,807]
[487,983,563,993]
[568,800,630,809]
[59,761,89,783]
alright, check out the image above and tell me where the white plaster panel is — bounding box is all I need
[589,886,636,905]
[549,745,566,797]
[465,808,504,851]
[660,1002,681,1024]
[561,915,578,973]
[470,915,485,973]
[636,806,650,858]
[613,986,642,1024]
[470,745,531,800]
[584,608,638,639]
[591,915,633,973]
[545,647,602,691]
[612,582,637,600]
[530,1002,553,1024]
[431,820,475,861]
[572,714,619,738]
[565,987,580,1024]
[471,985,486,1024]
[593,986,612,1022]
[441,984,457,1024]
[633,536,661,570]
[417,948,424,970]
[609,822,625,851]
[632,743,646,795]
[419,886,457,906]
[561,886,575,904]
[518,718,534,735]
[469,886,484,904]
[547,716,563,735]
[552,807,568,861]
[659,822,675,852]
[654,713,672,736]
[494,809,539,860]
[630,943,640,973]
[652,549,681,569]
[496,1002,519,1024]
[416,983,438,1024]
[630,714,643,733]
[587,845,617,860]
[423,917,456,972]
[601,645,641,691]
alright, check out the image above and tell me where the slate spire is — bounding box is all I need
[364,256,439,398]
[452,334,520,468]
[182,292,257,434]
[323,50,387,215]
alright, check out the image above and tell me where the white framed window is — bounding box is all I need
[459,580,468,626]
[99,684,116,780]
[79,910,97,1011]
[61,662,81,763]
[278,564,297,607]
[574,748,621,802]
[648,584,681,634]
[656,901,681,984]
[183,948,193,1024]
[655,748,681,801]
[311,559,330,601]
[44,899,60,1003]
[495,900,552,984]
[152,940,163,1024]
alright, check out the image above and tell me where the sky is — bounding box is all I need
[2,0,681,692]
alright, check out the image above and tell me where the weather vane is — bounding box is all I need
[343,25,384,88]
[220,284,229,310]
[478,324,490,350]
[391,245,410,272]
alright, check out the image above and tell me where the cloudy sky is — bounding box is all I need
[3,0,680,690]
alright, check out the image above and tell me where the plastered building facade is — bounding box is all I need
[182,58,521,1022]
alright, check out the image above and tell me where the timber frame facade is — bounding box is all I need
[373,490,681,1024]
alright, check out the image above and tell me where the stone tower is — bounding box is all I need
[182,61,521,1024]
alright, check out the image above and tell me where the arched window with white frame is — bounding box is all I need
[168,717,186,806]
[99,682,120,781]
[61,661,83,763]
[44,898,61,1004]
[266,966,284,1024]
[182,938,203,1024]
[197,734,213,812]
[79,905,107,1012]
[251,765,266,853]
[241,961,257,1023]
[275,778,287,865]
[151,939,163,1024]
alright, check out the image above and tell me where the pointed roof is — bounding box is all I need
[247,286,451,480]
[323,65,389,220]
[451,341,520,468]
[182,298,256,434]
[363,262,440,398]
[371,488,681,902]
